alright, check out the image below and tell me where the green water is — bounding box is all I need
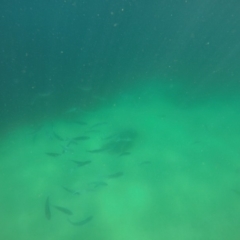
[1,1,240,240]
[1,82,240,240]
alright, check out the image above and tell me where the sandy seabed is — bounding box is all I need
[1,85,240,240]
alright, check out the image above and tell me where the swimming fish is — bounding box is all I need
[53,132,64,141]
[68,216,93,226]
[87,181,108,191]
[54,205,73,215]
[107,171,124,179]
[87,148,105,153]
[62,186,81,195]
[45,197,51,220]
[72,160,91,167]
[46,152,61,157]
[119,152,131,157]
[73,136,90,141]
[108,172,123,178]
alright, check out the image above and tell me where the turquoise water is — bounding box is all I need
[1,1,240,240]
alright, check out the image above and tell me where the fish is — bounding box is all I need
[87,181,108,191]
[87,148,105,153]
[53,132,64,141]
[65,139,78,147]
[119,152,131,157]
[68,216,93,226]
[72,160,91,167]
[45,197,51,220]
[107,171,124,179]
[46,152,61,157]
[62,186,81,195]
[54,205,73,215]
[73,136,90,141]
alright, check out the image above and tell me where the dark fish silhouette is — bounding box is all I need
[62,186,81,195]
[45,197,51,220]
[107,172,124,179]
[72,160,91,167]
[87,181,108,191]
[73,136,90,141]
[68,216,93,226]
[46,152,61,157]
[53,132,64,141]
[119,152,131,157]
[54,205,73,215]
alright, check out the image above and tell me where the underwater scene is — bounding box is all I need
[1,1,240,240]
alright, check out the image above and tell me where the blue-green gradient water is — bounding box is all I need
[1,1,240,239]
